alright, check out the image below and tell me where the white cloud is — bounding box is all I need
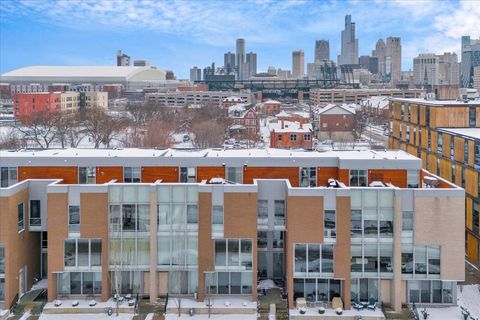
[434,0,480,38]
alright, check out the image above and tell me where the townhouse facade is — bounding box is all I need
[269,120,313,149]
[388,98,480,267]
[227,104,259,138]
[0,148,465,313]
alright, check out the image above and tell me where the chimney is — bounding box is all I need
[300,122,303,129]
[281,119,284,129]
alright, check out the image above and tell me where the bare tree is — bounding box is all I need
[352,109,367,142]
[142,120,173,148]
[15,110,59,148]
[83,108,128,148]
[191,120,226,148]
[54,111,84,148]
[0,127,22,149]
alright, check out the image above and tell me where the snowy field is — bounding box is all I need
[39,314,134,320]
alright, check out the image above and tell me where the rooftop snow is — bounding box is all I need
[1,66,163,79]
[392,98,480,106]
[437,128,480,140]
[268,120,312,133]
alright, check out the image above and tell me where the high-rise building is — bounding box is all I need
[372,39,386,79]
[116,50,130,66]
[337,15,358,66]
[292,50,305,79]
[413,53,459,88]
[359,56,378,74]
[461,36,480,88]
[190,66,202,82]
[133,60,150,67]
[314,40,330,62]
[236,38,246,80]
[246,52,257,78]
[224,52,235,74]
[386,37,402,83]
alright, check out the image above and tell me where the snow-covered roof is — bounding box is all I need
[392,98,480,106]
[275,111,291,118]
[228,104,248,113]
[361,96,390,110]
[263,99,281,104]
[268,120,313,133]
[276,110,310,119]
[1,66,166,82]
[223,96,244,102]
[437,128,480,140]
[314,103,357,115]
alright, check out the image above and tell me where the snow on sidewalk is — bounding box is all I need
[457,284,480,318]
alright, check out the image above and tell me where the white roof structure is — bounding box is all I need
[223,96,244,103]
[1,66,166,83]
[263,99,281,104]
[437,128,480,140]
[392,97,480,106]
[268,120,313,133]
[361,96,390,110]
[314,103,357,115]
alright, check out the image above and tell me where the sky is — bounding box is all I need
[1,0,480,79]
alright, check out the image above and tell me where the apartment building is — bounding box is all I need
[0,148,465,313]
[313,104,356,139]
[268,120,313,149]
[227,104,259,137]
[388,98,480,267]
[310,89,423,106]
[146,91,252,108]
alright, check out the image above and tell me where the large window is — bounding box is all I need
[212,205,224,225]
[124,167,141,183]
[293,278,342,303]
[475,142,480,168]
[215,239,252,270]
[469,107,477,127]
[205,271,252,295]
[226,167,243,183]
[274,200,285,226]
[57,272,102,296]
[79,167,96,184]
[351,278,378,302]
[180,167,196,183]
[408,280,455,304]
[68,205,80,232]
[18,202,25,232]
[324,210,336,238]
[0,167,17,187]
[257,200,268,226]
[64,239,102,269]
[437,133,443,154]
[402,245,440,278]
[350,170,367,187]
[30,200,41,226]
[294,243,334,276]
[473,201,479,234]
[300,167,316,187]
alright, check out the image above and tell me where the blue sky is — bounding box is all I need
[1,0,480,78]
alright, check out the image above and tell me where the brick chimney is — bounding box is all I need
[281,119,284,129]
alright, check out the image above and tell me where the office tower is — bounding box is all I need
[372,39,386,79]
[315,40,330,62]
[133,60,150,67]
[224,52,236,74]
[292,50,305,79]
[386,37,402,83]
[413,53,459,87]
[461,36,480,88]
[337,15,358,66]
[246,52,257,78]
[190,66,202,82]
[236,38,246,80]
[359,56,379,74]
[116,50,130,66]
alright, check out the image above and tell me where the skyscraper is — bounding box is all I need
[315,40,330,62]
[236,38,246,80]
[386,37,402,83]
[224,52,236,74]
[359,56,378,74]
[337,15,358,66]
[292,50,305,79]
[246,52,257,78]
[372,39,386,79]
[190,66,202,82]
[461,36,480,88]
[116,50,130,66]
[413,52,459,87]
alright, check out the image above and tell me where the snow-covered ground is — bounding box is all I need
[165,315,256,319]
[39,314,134,320]
[171,132,194,148]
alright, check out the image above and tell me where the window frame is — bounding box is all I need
[18,202,25,232]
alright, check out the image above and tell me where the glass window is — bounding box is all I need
[0,246,4,274]
[212,205,223,225]
[380,243,393,274]
[241,272,252,294]
[428,246,440,275]
[257,200,268,225]
[407,170,419,188]
[68,205,80,232]
[18,202,25,232]
[157,236,170,265]
[82,272,94,295]
[64,239,76,267]
[300,167,316,187]
[274,200,285,226]
[187,204,198,224]
[351,244,363,273]
[187,236,198,266]
[475,142,480,168]
[464,142,469,164]
[322,245,334,273]
[364,243,378,274]
[79,167,96,184]
[215,240,226,266]
[350,209,362,238]
[30,200,41,226]
[409,281,420,303]
[109,205,121,232]
[350,170,367,187]
[307,244,320,273]
[295,244,307,273]
[379,208,393,238]
[402,211,414,232]
[415,245,427,276]
[240,240,252,270]
[70,272,81,295]
[137,204,150,232]
[469,107,476,127]
[324,210,336,238]
[272,231,284,249]
[90,240,102,267]
[77,239,89,267]
[228,239,239,267]
[180,167,196,183]
[402,244,414,275]
[137,238,150,266]
[363,209,378,238]
[0,167,17,187]
[437,133,443,154]
[226,167,243,183]
[122,204,136,231]
[124,167,141,183]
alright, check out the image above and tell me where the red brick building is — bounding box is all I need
[275,110,311,125]
[13,92,61,119]
[228,104,259,138]
[222,96,245,110]
[257,99,281,116]
[269,119,313,149]
[315,104,356,133]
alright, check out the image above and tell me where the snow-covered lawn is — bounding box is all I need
[39,314,134,320]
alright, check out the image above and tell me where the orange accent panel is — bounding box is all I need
[338,169,350,186]
[141,166,178,183]
[196,166,225,182]
[243,167,299,186]
[317,167,339,186]
[96,166,123,184]
[18,166,78,184]
[368,169,407,188]
[467,233,479,265]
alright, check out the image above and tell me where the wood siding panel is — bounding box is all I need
[466,198,473,230]
[317,167,339,186]
[431,131,438,153]
[196,166,225,182]
[368,169,407,188]
[141,166,178,183]
[465,167,479,197]
[454,136,465,163]
[243,167,299,186]
[442,134,451,159]
[439,158,452,181]
[18,166,78,184]
[338,169,350,185]
[468,140,475,167]
[96,166,123,184]
[467,233,479,265]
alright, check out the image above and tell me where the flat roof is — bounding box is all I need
[392,98,480,106]
[437,128,480,140]
[0,148,422,171]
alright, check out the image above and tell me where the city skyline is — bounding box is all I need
[1,0,480,78]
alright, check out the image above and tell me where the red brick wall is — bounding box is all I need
[319,114,354,132]
[270,130,313,149]
[14,93,61,119]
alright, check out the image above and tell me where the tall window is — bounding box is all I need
[350,170,367,186]
[469,107,476,127]
[274,200,285,226]
[68,205,80,232]
[437,133,443,154]
[212,205,224,225]
[0,167,17,187]
[18,202,25,232]
[324,210,336,238]
[402,211,414,233]
[294,243,334,276]
[300,167,316,187]
[30,200,41,226]
[124,167,141,183]
[474,142,480,168]
[180,167,196,183]
[0,246,4,274]
[290,134,297,141]
[226,167,243,183]
[214,239,252,270]
[464,142,469,164]
[473,201,479,235]
[79,167,96,184]
[64,239,102,269]
[257,200,268,226]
